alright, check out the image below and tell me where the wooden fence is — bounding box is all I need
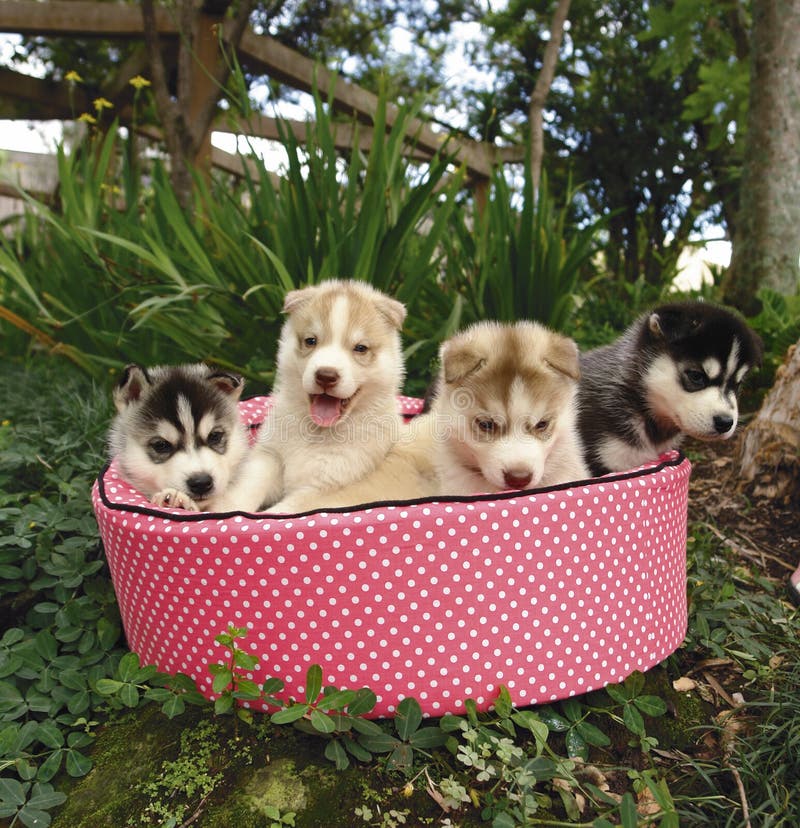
[0,1,523,199]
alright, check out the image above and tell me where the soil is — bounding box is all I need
[686,433,800,587]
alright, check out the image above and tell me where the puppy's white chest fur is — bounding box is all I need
[274,409,399,493]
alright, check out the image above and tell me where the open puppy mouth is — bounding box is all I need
[309,390,358,427]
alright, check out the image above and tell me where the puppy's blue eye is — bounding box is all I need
[207,429,225,447]
[353,343,369,354]
[303,337,317,348]
[476,418,496,433]
[149,438,172,455]
[683,369,708,390]
[524,419,549,435]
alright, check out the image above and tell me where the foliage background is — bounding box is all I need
[0,84,617,395]
[1,0,765,294]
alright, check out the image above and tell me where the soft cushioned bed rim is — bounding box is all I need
[95,450,687,519]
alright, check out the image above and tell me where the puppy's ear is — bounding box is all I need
[282,285,316,314]
[207,369,245,401]
[113,364,151,412]
[440,340,485,384]
[376,295,407,330]
[648,311,672,339]
[744,327,764,369]
[647,308,700,342]
[544,334,581,381]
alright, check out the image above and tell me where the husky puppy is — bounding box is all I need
[430,321,589,495]
[108,363,249,510]
[218,279,408,513]
[577,301,763,476]
[264,412,440,512]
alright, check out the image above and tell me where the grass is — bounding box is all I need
[0,84,609,398]
[0,355,797,827]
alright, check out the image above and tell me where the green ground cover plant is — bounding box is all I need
[0,363,121,826]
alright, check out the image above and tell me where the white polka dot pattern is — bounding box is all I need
[92,396,691,718]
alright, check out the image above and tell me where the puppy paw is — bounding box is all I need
[151,488,200,511]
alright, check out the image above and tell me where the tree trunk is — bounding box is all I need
[737,340,800,505]
[722,0,800,314]
[140,0,255,208]
[528,0,572,196]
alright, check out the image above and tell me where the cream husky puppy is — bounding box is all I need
[270,411,439,511]
[429,321,589,495]
[219,280,411,513]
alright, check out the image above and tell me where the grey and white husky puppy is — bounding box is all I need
[108,363,249,510]
[577,301,763,476]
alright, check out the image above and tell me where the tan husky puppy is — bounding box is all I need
[429,321,589,494]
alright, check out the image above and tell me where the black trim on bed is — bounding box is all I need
[95,451,688,522]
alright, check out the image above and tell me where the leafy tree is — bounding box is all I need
[472,0,718,284]
[642,0,752,237]
[256,0,472,99]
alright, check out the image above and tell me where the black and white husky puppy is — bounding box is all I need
[578,301,763,476]
[108,363,249,510]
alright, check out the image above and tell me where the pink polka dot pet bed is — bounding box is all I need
[92,396,691,718]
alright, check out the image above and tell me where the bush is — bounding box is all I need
[446,167,603,333]
[0,88,613,395]
[0,88,466,390]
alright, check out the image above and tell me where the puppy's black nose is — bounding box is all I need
[503,470,533,490]
[713,414,734,434]
[315,368,340,389]
[186,473,214,497]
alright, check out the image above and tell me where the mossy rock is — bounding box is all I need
[640,666,712,753]
[52,705,214,828]
[50,705,463,827]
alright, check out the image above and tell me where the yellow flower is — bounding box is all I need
[65,70,83,83]
[78,112,97,125]
[129,75,151,91]
[1,419,10,427]
[93,97,114,113]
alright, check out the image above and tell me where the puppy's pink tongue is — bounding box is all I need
[310,394,342,426]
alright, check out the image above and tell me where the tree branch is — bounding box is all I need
[527,0,572,195]
[140,0,182,160]
[177,0,196,113]
[190,0,256,149]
